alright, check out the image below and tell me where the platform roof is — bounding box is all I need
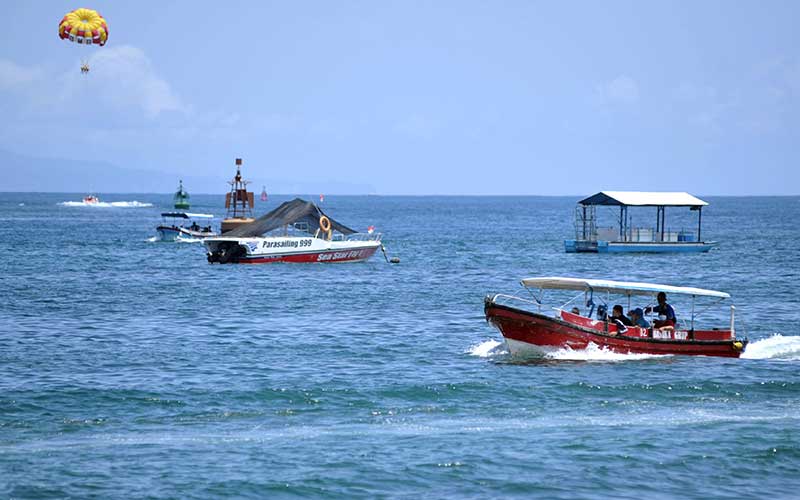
[520,277,730,298]
[578,191,708,207]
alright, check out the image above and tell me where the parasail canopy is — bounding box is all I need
[59,8,108,46]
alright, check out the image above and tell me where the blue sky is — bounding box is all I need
[1,1,798,194]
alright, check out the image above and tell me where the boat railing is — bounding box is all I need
[625,226,697,243]
[582,225,699,243]
[341,232,382,242]
[489,293,541,310]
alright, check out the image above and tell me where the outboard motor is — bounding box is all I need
[212,242,244,264]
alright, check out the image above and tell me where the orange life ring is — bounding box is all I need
[319,215,331,232]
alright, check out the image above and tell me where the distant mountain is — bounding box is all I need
[0,149,375,194]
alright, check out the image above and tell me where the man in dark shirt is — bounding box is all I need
[646,292,676,329]
[611,304,633,326]
[610,304,633,335]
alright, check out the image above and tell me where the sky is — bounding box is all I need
[1,1,798,195]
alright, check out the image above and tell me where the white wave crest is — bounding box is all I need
[545,342,668,361]
[467,339,506,358]
[59,201,153,208]
[741,334,800,360]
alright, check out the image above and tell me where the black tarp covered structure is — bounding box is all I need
[224,198,356,237]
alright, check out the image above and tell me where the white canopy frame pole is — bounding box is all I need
[730,305,736,339]
[697,206,703,242]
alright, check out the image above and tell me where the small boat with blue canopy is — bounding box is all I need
[565,191,716,253]
[156,212,217,242]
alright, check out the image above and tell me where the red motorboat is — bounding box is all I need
[485,277,747,358]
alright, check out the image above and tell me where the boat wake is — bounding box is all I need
[59,201,153,208]
[741,334,800,360]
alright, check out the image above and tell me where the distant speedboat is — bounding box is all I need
[205,198,381,264]
[83,195,100,204]
[485,277,747,358]
[156,212,217,241]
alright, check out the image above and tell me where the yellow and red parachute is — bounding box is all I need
[58,8,108,46]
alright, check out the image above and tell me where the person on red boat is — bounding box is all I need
[628,308,651,329]
[646,292,676,330]
[610,304,633,335]
[611,305,633,326]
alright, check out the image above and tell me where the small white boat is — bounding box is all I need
[156,212,217,242]
[205,198,381,264]
[83,195,100,204]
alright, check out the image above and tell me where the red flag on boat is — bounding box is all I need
[367,225,375,234]
[319,194,324,203]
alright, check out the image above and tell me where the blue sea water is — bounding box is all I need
[1,193,799,499]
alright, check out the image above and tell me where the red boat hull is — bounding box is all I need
[485,301,746,358]
[239,245,379,264]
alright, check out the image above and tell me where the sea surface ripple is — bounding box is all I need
[1,193,799,499]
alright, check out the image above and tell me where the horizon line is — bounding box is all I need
[2,191,799,198]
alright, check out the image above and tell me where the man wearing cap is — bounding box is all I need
[645,292,676,329]
[628,308,650,328]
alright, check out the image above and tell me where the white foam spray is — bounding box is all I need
[741,334,800,360]
[469,339,666,362]
[467,339,507,358]
[59,200,153,208]
[545,343,668,361]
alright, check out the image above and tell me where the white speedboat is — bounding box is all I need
[156,212,217,241]
[205,198,381,264]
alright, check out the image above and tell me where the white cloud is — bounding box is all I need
[0,59,43,89]
[52,45,183,118]
[598,75,640,104]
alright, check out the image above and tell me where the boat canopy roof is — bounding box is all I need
[224,198,356,237]
[578,191,708,207]
[161,212,213,219]
[520,277,730,298]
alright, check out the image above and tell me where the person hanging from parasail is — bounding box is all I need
[58,8,109,74]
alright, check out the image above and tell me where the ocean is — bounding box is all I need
[1,193,799,499]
